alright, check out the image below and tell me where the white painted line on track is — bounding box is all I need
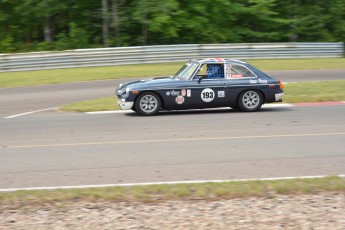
[3,132,345,149]
[4,107,57,119]
[0,175,344,192]
[4,102,338,118]
[262,103,294,108]
[86,110,130,114]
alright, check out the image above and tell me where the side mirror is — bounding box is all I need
[198,76,203,83]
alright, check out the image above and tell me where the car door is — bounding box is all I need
[186,63,228,109]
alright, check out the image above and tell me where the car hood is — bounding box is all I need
[118,76,184,90]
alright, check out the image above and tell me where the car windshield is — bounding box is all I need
[174,62,199,80]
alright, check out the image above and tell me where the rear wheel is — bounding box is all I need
[238,90,263,112]
[134,92,161,116]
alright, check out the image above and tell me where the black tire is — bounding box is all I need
[238,90,263,112]
[134,92,161,116]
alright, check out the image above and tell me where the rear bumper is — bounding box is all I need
[117,100,134,110]
[275,93,284,102]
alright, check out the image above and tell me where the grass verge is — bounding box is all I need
[60,80,345,112]
[0,176,344,206]
[62,97,120,112]
[1,58,345,88]
[284,80,345,103]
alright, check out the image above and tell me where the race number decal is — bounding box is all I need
[201,88,215,102]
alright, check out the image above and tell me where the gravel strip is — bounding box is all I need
[1,192,344,229]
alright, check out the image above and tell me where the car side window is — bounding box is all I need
[195,64,224,79]
[195,64,207,79]
[226,64,256,78]
[207,64,224,79]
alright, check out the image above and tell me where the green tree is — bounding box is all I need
[55,23,90,50]
[274,0,344,42]
[132,0,180,45]
[0,0,18,52]
[1,0,345,53]
[231,0,288,42]
[15,0,69,42]
[326,0,345,42]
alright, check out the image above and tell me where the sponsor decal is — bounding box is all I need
[175,96,185,104]
[258,79,268,84]
[187,89,191,97]
[218,91,225,98]
[201,88,215,102]
[166,90,180,96]
[170,90,180,96]
[181,89,187,97]
[231,74,243,78]
[250,79,267,84]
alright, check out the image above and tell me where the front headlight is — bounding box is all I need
[120,87,130,99]
[117,87,134,99]
[116,88,123,95]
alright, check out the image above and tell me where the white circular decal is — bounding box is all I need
[201,88,215,102]
[175,96,185,104]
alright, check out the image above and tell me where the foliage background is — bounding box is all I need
[0,0,344,53]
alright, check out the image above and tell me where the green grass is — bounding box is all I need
[0,176,344,207]
[247,58,345,71]
[284,80,345,103]
[60,80,345,112]
[1,58,345,88]
[62,97,119,112]
[0,62,183,88]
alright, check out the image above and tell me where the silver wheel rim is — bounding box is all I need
[140,95,158,113]
[242,91,260,109]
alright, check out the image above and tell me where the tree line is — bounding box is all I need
[0,0,344,53]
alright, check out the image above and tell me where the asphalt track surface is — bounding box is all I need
[0,69,344,189]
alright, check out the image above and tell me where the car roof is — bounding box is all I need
[191,58,247,65]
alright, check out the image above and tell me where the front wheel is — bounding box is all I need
[134,92,161,116]
[238,90,263,112]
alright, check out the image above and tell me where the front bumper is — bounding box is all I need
[117,100,134,110]
[275,93,284,102]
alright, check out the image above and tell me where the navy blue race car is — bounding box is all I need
[116,58,284,115]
